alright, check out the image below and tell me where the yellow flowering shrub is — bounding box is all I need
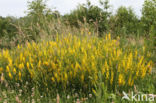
[0,34,153,91]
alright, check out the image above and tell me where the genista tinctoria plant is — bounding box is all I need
[0,34,153,93]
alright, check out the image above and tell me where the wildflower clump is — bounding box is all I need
[0,34,153,92]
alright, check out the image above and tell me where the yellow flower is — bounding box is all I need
[92,88,97,96]
[19,72,21,80]
[118,74,125,86]
[110,71,114,85]
[106,71,109,79]
[3,50,9,58]
[108,33,111,40]
[43,61,49,66]
[31,63,34,69]
[146,61,153,73]
[104,61,108,69]
[51,77,55,82]
[19,63,24,69]
[20,53,23,62]
[8,58,12,66]
[105,35,108,40]
[13,68,16,74]
[136,71,139,77]
[54,73,58,81]
[75,62,80,69]
[128,75,132,86]
[17,44,20,49]
[141,67,147,78]
[138,56,144,66]
[23,57,25,63]
[29,70,34,78]
[117,49,121,57]
[8,72,13,79]
[0,67,3,73]
[6,66,10,72]
[122,60,126,68]
[27,62,30,69]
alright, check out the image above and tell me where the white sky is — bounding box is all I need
[0,0,145,17]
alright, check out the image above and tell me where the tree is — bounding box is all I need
[141,0,156,35]
[109,6,139,36]
[63,0,111,36]
[27,0,51,17]
[0,16,17,38]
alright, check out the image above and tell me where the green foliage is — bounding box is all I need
[141,0,156,64]
[109,6,140,36]
[17,0,61,42]
[141,0,156,35]
[27,0,60,23]
[0,16,17,38]
[27,0,51,18]
[63,0,111,36]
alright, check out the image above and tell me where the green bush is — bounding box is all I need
[141,0,156,35]
[109,6,140,36]
[63,0,111,36]
[0,16,17,38]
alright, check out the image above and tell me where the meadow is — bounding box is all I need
[0,0,156,103]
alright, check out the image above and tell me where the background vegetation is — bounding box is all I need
[0,0,155,102]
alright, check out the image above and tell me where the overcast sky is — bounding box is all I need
[0,0,145,17]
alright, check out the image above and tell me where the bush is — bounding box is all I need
[0,34,153,93]
[0,16,17,38]
[109,6,140,36]
[63,0,111,36]
[141,0,156,35]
